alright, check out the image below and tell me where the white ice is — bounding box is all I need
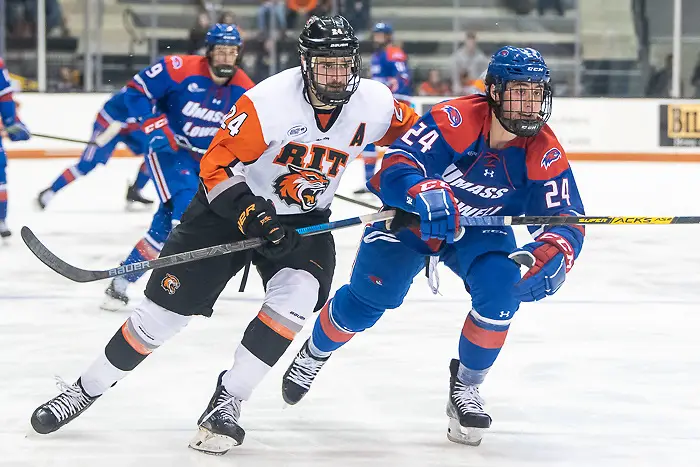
[1,157,700,467]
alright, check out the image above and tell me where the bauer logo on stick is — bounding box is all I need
[161,273,181,294]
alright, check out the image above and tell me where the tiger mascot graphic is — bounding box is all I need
[273,164,331,212]
[161,273,181,295]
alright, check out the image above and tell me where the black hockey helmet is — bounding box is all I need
[298,15,361,107]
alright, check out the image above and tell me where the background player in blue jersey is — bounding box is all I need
[282,46,586,446]
[356,21,413,194]
[36,89,153,210]
[0,58,31,239]
[101,23,254,311]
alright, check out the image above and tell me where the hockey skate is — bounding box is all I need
[30,377,99,434]
[100,279,129,311]
[125,183,153,210]
[188,371,245,455]
[446,359,492,446]
[282,340,329,405]
[0,220,11,239]
[37,188,53,210]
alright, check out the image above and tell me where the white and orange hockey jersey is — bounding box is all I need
[200,67,418,216]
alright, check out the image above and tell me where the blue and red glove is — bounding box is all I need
[407,179,460,243]
[4,120,30,141]
[141,113,178,155]
[509,232,575,302]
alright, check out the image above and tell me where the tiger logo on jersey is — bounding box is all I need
[161,273,180,295]
[273,164,330,212]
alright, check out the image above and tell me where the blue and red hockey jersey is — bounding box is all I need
[369,95,585,257]
[0,58,19,149]
[370,45,412,103]
[125,55,254,156]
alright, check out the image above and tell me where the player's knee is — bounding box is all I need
[263,268,319,335]
[130,298,191,347]
[105,298,191,371]
[468,252,521,321]
[331,285,385,333]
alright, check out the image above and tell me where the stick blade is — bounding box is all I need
[20,226,107,283]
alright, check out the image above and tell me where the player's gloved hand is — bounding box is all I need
[141,113,178,155]
[408,179,460,243]
[236,196,301,258]
[3,120,30,141]
[509,232,575,302]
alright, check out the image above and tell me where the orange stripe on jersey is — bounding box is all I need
[374,100,419,147]
[200,94,268,193]
[461,317,509,349]
[257,310,296,340]
[318,302,354,344]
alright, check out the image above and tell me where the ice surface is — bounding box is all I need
[1,157,699,466]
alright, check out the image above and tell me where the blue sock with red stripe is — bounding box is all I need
[50,166,81,193]
[457,309,511,383]
[120,204,171,283]
[134,162,149,190]
[0,183,7,221]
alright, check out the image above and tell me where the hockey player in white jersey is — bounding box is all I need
[30,15,418,455]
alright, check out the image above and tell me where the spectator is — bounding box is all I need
[691,52,700,98]
[451,31,489,94]
[538,0,564,16]
[188,11,211,55]
[219,10,236,25]
[418,69,450,96]
[646,54,675,97]
[286,0,317,31]
[458,71,486,96]
[258,1,287,38]
[23,0,70,37]
[54,66,80,92]
[339,0,370,33]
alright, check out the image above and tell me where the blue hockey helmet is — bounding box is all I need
[205,23,242,78]
[373,22,393,35]
[485,46,552,137]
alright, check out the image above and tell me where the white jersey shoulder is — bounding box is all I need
[233,68,398,215]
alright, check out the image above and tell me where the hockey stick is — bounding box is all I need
[20,210,397,283]
[458,215,700,226]
[333,193,381,210]
[28,122,124,147]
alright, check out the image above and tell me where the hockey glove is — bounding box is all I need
[3,120,30,141]
[509,232,575,302]
[142,113,178,155]
[408,179,460,243]
[236,196,301,258]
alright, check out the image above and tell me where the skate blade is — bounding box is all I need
[447,418,484,446]
[188,426,241,456]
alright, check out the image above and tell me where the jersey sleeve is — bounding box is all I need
[0,60,18,125]
[524,136,585,263]
[199,94,269,219]
[124,56,176,119]
[368,111,459,211]
[381,47,411,94]
[374,99,419,146]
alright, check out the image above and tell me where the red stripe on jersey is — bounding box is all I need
[0,93,13,102]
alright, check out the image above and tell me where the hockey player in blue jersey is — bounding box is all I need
[0,58,31,239]
[282,46,586,445]
[36,89,153,210]
[101,23,254,311]
[356,21,413,194]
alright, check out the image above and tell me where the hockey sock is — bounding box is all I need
[49,166,82,193]
[134,162,149,191]
[120,234,162,283]
[0,182,7,220]
[457,308,510,382]
[81,300,190,397]
[222,308,296,400]
[309,300,356,353]
[364,159,376,183]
